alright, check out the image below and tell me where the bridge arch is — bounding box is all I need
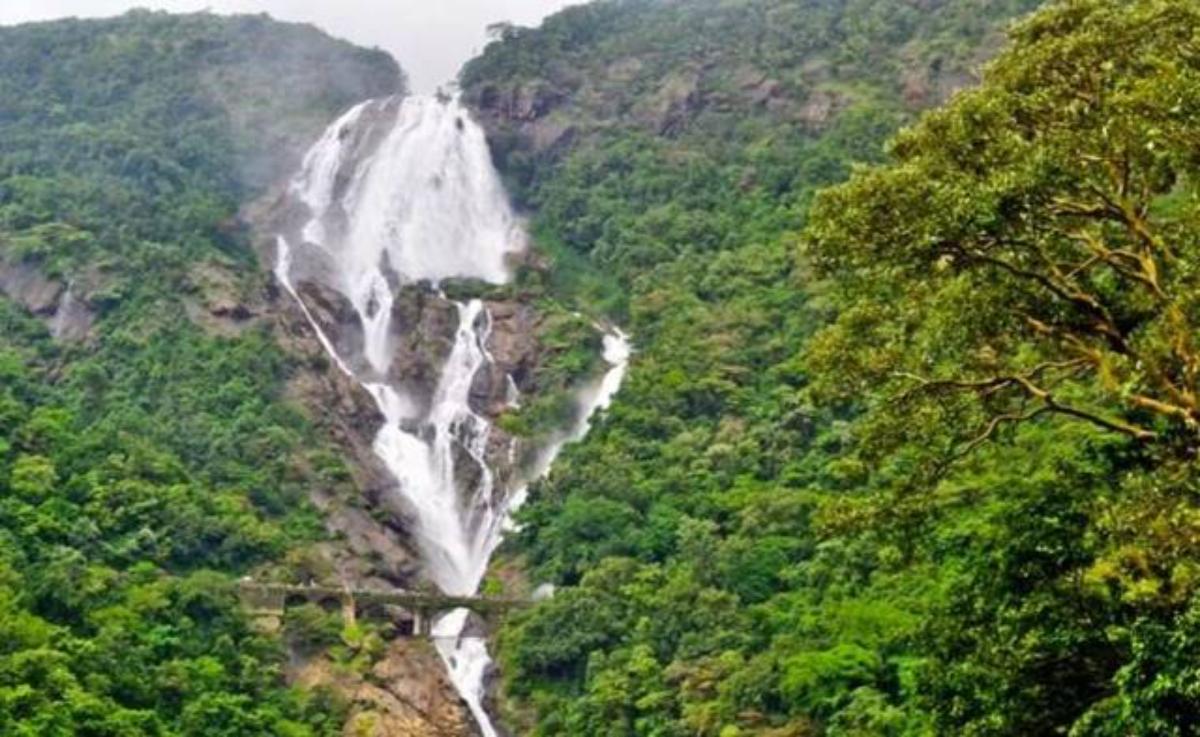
[237,581,525,639]
[283,593,310,609]
[314,595,343,613]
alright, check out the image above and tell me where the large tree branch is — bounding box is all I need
[895,364,1158,444]
[953,406,1053,460]
[1128,393,1199,428]
[1069,229,1168,300]
[1024,315,1200,426]
[941,241,1131,353]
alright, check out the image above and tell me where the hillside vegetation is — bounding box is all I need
[3,2,1198,736]
[463,0,1039,312]
[0,12,400,735]
[462,0,1200,735]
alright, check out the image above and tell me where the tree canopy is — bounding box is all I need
[807,0,1200,461]
[467,0,1200,735]
[0,12,399,735]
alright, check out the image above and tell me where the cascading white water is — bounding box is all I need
[275,95,631,737]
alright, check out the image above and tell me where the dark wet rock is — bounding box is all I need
[451,443,485,502]
[459,611,490,641]
[475,300,540,417]
[296,279,367,372]
[387,286,459,405]
[209,298,254,321]
[482,81,564,122]
[471,81,575,158]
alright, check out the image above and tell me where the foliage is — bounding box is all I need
[0,11,394,735]
[464,0,1041,305]
[468,0,1200,735]
[806,0,1200,460]
[804,3,1200,733]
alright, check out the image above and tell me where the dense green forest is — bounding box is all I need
[4,1,1200,736]
[0,12,398,735]
[462,0,1200,735]
[463,0,1040,311]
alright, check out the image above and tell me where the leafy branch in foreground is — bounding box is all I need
[806,0,1200,461]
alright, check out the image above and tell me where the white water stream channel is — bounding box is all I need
[274,95,630,735]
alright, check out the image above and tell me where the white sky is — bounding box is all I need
[0,0,579,93]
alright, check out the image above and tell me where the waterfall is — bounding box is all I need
[50,280,75,340]
[274,95,631,736]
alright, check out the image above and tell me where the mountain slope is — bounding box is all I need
[0,12,407,735]
[457,1,1193,735]
[463,0,1039,302]
[467,0,1200,734]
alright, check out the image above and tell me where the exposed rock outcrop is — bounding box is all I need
[476,82,565,123]
[476,300,540,416]
[236,158,543,737]
[182,261,261,337]
[387,286,459,407]
[176,237,428,596]
[796,89,846,129]
[0,258,96,342]
[0,260,63,316]
[270,274,428,588]
[297,280,368,371]
[291,640,477,737]
[239,84,610,737]
[470,80,578,159]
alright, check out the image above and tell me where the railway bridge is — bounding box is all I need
[237,580,527,638]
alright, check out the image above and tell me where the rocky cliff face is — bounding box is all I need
[465,57,982,167]
[0,257,95,342]
[239,85,626,733]
[233,123,586,737]
[258,217,559,509]
[291,640,479,737]
[173,239,482,735]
